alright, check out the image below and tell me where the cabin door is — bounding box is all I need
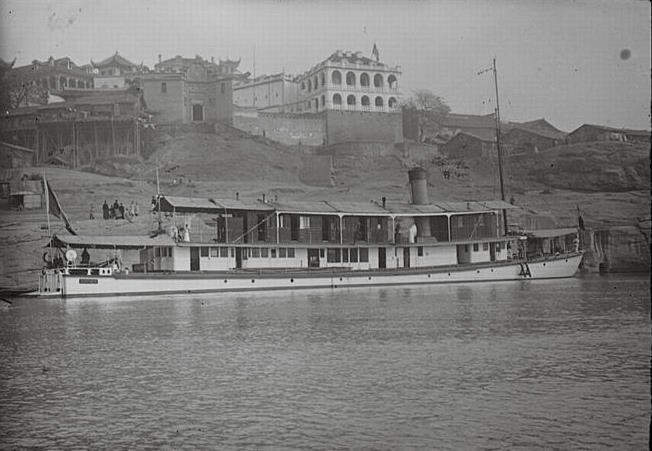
[403,247,410,268]
[378,247,386,269]
[190,248,200,271]
[490,242,496,262]
[308,249,320,268]
[235,248,242,269]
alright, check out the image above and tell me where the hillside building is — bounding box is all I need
[566,124,650,144]
[233,49,403,146]
[92,52,144,89]
[140,54,240,124]
[293,50,401,114]
[233,73,298,112]
[5,56,95,107]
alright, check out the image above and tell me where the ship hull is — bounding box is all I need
[35,254,583,299]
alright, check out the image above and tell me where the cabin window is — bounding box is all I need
[327,248,341,263]
[300,216,310,229]
[319,249,325,258]
[252,248,260,258]
[483,243,489,251]
[279,248,287,258]
[359,248,369,262]
[495,242,502,251]
[464,245,469,252]
[473,243,479,252]
[211,248,219,257]
[271,248,277,258]
[287,248,295,258]
[418,246,424,256]
[161,82,167,93]
[261,248,269,258]
[349,248,358,262]
[220,247,229,258]
[200,247,209,257]
[155,248,161,257]
[342,249,349,263]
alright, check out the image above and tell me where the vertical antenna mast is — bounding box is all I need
[493,58,508,235]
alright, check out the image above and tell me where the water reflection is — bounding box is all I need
[0,275,649,449]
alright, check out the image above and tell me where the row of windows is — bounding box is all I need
[29,77,92,89]
[197,247,297,258]
[326,248,370,263]
[301,71,398,91]
[300,94,399,112]
[464,242,503,252]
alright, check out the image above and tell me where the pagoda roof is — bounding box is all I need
[92,52,138,69]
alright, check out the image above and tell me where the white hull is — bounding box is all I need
[37,254,583,299]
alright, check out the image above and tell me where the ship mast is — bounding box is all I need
[492,58,508,235]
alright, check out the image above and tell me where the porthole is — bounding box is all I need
[447,273,451,276]
[543,263,546,267]
[477,270,480,273]
[428,274,431,278]
[251,279,255,283]
[224,279,227,283]
[290,278,294,283]
[368,276,372,280]
[339,277,343,281]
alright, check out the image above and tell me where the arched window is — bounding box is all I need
[360,73,370,87]
[374,74,383,88]
[333,93,342,106]
[314,99,319,111]
[301,81,306,90]
[320,72,325,86]
[321,94,325,107]
[60,77,67,88]
[346,71,356,86]
[69,79,77,88]
[361,96,370,107]
[307,79,312,92]
[347,95,356,106]
[375,96,384,107]
[50,76,57,89]
[332,71,342,85]
[313,75,318,89]
[388,74,398,89]
[388,97,397,108]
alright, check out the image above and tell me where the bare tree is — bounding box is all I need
[402,89,451,142]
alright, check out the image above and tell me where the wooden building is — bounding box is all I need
[567,124,651,144]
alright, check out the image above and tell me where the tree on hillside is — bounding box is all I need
[402,89,451,142]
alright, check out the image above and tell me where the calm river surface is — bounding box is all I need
[1,274,649,450]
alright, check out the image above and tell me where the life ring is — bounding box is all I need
[42,252,53,265]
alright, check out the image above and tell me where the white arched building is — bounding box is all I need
[292,50,401,114]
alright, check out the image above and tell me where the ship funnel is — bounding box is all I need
[408,167,431,239]
[408,167,428,205]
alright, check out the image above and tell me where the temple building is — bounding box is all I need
[140,54,242,124]
[92,52,144,89]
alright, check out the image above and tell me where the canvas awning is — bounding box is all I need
[526,228,578,238]
[50,234,175,249]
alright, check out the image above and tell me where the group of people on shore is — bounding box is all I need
[93,200,140,220]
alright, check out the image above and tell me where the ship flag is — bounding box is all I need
[43,176,76,235]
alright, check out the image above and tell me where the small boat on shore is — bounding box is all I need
[33,168,583,299]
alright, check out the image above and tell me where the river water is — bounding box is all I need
[0,274,649,450]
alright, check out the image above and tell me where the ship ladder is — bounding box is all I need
[519,262,532,278]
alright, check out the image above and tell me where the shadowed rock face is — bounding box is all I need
[581,226,651,273]
[512,142,650,193]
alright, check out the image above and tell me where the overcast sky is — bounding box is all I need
[1,0,650,131]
